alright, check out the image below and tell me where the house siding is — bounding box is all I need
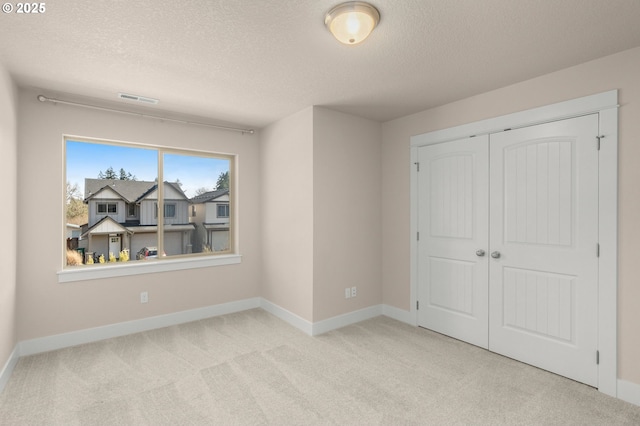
[139,200,156,225]
[138,199,189,225]
[205,198,230,224]
[165,199,189,224]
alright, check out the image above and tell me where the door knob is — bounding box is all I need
[476,249,485,257]
[491,251,501,259]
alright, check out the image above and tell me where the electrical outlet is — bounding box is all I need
[351,286,357,297]
[140,291,148,304]
[345,288,351,299]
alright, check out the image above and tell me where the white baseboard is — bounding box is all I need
[14,301,420,361]
[312,305,383,336]
[618,379,640,407]
[382,304,415,325]
[5,298,640,410]
[17,298,393,358]
[0,345,20,394]
[19,297,261,356]
[260,298,313,335]
[260,300,388,336]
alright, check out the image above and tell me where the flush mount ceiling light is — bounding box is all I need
[325,1,380,45]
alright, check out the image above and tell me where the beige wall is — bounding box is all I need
[0,65,18,371]
[260,107,315,321]
[381,46,640,385]
[312,107,382,321]
[6,44,640,390]
[16,88,262,340]
[260,106,383,322]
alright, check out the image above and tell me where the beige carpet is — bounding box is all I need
[1,309,639,425]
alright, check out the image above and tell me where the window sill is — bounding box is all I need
[57,254,242,283]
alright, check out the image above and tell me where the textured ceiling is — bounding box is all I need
[1,0,640,128]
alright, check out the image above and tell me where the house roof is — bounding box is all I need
[190,189,229,203]
[81,215,131,238]
[85,179,154,203]
[84,179,187,203]
[135,181,188,202]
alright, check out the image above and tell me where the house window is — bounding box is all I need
[154,203,176,218]
[165,203,176,218]
[64,137,234,270]
[217,204,229,218]
[97,203,117,214]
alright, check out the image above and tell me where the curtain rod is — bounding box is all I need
[37,94,255,135]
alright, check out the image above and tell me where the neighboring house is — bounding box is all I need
[80,179,195,260]
[66,223,82,251]
[189,189,230,252]
[66,223,81,239]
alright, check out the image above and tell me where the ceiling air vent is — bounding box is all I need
[118,93,159,105]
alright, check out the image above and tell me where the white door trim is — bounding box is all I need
[410,90,618,397]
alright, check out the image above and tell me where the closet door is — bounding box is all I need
[488,115,599,386]
[417,136,489,348]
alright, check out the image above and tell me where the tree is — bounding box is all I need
[195,187,210,196]
[66,181,81,204]
[215,171,229,190]
[119,168,136,180]
[98,166,117,179]
[98,166,136,180]
[66,181,88,223]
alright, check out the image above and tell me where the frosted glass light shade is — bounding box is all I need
[325,2,380,45]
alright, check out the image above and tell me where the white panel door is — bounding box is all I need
[488,114,599,386]
[108,236,121,258]
[417,136,489,348]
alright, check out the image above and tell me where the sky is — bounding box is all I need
[66,140,229,198]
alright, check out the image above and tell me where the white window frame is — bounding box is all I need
[217,203,229,218]
[127,203,137,217]
[155,202,176,218]
[165,203,176,218]
[60,135,240,283]
[97,202,117,215]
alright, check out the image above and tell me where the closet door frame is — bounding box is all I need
[410,90,618,397]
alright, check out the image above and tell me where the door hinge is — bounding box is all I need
[414,162,420,172]
[416,300,419,310]
[596,135,604,150]
[596,350,600,365]
[417,232,420,241]
[597,243,600,258]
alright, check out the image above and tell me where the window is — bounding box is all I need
[217,204,229,218]
[97,203,117,214]
[165,203,176,218]
[154,203,176,218]
[64,137,234,270]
